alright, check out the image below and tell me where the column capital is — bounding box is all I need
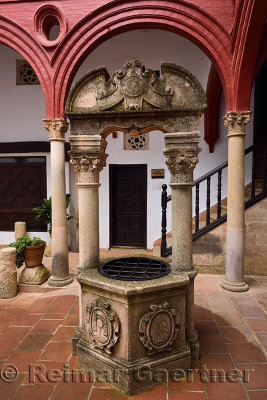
[224,111,251,135]
[69,153,107,184]
[69,135,108,184]
[43,118,69,141]
[163,132,201,184]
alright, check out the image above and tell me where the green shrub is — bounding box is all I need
[9,235,45,268]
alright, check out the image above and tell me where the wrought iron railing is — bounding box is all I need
[160,145,267,257]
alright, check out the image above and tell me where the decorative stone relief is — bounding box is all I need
[86,300,120,354]
[16,59,39,85]
[224,111,251,134]
[69,153,107,183]
[139,302,180,355]
[96,59,173,111]
[164,147,200,184]
[43,118,69,140]
[124,130,149,150]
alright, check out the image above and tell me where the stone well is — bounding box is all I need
[77,268,190,394]
[66,60,207,395]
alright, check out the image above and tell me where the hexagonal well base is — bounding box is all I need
[74,269,196,395]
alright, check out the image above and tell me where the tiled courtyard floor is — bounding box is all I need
[0,251,266,399]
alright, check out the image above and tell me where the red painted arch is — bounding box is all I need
[232,0,267,110]
[0,15,52,115]
[51,0,233,118]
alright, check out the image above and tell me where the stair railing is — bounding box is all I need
[160,145,267,258]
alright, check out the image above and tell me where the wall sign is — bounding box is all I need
[151,169,165,179]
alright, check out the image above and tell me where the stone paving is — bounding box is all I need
[0,251,266,399]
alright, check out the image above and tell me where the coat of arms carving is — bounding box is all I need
[139,301,180,355]
[86,300,120,354]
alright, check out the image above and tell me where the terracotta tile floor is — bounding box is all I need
[0,251,266,399]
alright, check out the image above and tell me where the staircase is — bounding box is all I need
[154,145,267,257]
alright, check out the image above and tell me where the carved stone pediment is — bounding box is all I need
[96,59,173,111]
[65,60,207,115]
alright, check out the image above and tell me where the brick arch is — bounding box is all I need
[0,15,52,115]
[51,0,233,118]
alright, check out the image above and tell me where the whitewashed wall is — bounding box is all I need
[0,29,255,248]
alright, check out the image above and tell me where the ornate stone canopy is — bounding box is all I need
[65,60,207,136]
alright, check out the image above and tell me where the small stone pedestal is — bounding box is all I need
[19,243,50,285]
[19,265,50,285]
[75,269,192,395]
[0,247,17,299]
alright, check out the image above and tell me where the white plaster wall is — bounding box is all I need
[0,30,255,249]
[0,45,46,142]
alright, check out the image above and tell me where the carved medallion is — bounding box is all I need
[86,300,120,354]
[139,302,180,355]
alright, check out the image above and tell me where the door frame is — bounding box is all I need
[109,164,147,249]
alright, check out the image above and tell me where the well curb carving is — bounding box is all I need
[86,300,120,354]
[139,301,180,355]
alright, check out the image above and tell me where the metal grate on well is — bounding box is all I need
[98,257,171,281]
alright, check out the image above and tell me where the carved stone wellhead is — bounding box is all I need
[66,60,207,395]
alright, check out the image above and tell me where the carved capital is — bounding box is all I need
[70,153,107,184]
[224,111,251,135]
[164,147,200,184]
[69,135,108,184]
[43,118,69,140]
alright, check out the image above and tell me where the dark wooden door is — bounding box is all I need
[0,157,47,231]
[110,165,147,247]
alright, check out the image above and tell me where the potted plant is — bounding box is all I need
[32,194,76,234]
[10,235,46,268]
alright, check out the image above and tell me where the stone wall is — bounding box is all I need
[193,197,267,275]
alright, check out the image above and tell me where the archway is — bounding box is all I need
[66,29,216,251]
[50,1,232,118]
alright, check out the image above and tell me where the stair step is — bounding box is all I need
[192,220,206,229]
[210,213,217,221]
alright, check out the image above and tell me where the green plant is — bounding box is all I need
[32,194,76,231]
[9,236,45,268]
[32,197,52,230]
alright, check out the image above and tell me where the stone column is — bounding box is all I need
[43,119,73,287]
[221,111,251,292]
[69,135,107,274]
[164,131,201,359]
[70,135,107,355]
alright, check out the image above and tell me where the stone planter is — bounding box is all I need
[19,242,50,285]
